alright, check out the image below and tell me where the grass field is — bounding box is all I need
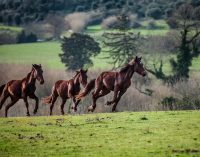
[0,111,199,157]
[0,24,22,33]
[0,21,200,71]
[0,41,112,70]
[0,42,65,69]
[0,41,200,71]
[86,25,169,36]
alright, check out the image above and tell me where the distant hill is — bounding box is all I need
[0,0,199,25]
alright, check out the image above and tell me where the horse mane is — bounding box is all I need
[22,69,34,84]
[73,72,79,79]
[73,72,80,84]
[119,64,131,73]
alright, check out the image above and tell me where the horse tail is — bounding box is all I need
[0,84,6,98]
[76,79,95,100]
[42,84,58,105]
[42,95,52,104]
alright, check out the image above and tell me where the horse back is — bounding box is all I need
[7,80,23,97]
[99,71,116,91]
[55,80,69,98]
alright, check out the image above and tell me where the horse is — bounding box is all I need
[42,69,88,115]
[76,56,147,112]
[0,64,44,117]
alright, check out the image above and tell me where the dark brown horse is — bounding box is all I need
[76,56,147,112]
[0,64,44,117]
[42,69,88,115]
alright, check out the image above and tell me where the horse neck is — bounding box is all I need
[73,74,80,86]
[25,70,36,85]
[123,65,135,81]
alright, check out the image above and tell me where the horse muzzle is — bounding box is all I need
[40,80,44,84]
[142,72,147,77]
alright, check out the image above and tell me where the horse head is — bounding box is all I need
[32,64,44,84]
[129,56,146,77]
[75,69,88,87]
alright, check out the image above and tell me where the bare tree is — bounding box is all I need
[44,14,69,39]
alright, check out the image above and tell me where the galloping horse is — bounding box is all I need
[42,69,88,115]
[76,56,147,112]
[0,64,44,117]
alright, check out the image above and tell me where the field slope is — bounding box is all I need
[0,111,200,157]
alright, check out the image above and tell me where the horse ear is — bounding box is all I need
[32,64,36,71]
[134,56,138,61]
[84,69,88,73]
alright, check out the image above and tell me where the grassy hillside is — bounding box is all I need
[0,111,199,157]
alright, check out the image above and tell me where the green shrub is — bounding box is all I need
[161,96,178,110]
[76,5,85,12]
[0,31,17,45]
[165,8,173,18]
[146,8,163,19]
[17,30,37,43]
[166,17,178,29]
[160,96,200,110]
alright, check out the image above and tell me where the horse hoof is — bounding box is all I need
[88,106,94,112]
[26,114,30,117]
[106,101,112,106]
[33,111,37,115]
[112,108,117,112]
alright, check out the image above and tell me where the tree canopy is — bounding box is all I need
[59,33,101,70]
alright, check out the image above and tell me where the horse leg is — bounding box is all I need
[0,94,9,110]
[89,88,110,112]
[29,94,39,114]
[23,97,30,116]
[50,95,58,116]
[60,98,67,115]
[88,88,100,112]
[71,98,80,112]
[5,98,19,117]
[112,89,126,112]
[106,87,119,106]
[0,87,10,110]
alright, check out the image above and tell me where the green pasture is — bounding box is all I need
[0,24,22,33]
[0,41,111,70]
[0,111,199,157]
[0,42,64,69]
[0,21,199,72]
[86,25,169,36]
[0,41,200,72]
